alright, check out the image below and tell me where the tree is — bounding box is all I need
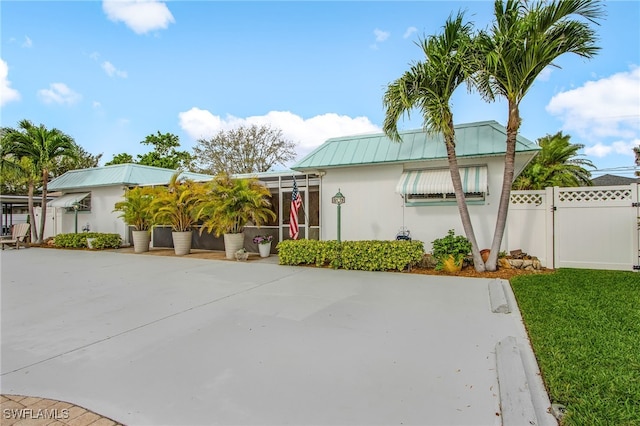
[2,120,78,243]
[475,0,603,270]
[50,142,102,177]
[104,132,192,170]
[634,146,640,177]
[105,152,134,166]
[193,124,297,174]
[513,132,594,189]
[383,13,487,271]
[137,131,193,170]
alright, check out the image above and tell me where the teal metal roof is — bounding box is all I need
[48,164,214,191]
[292,121,539,170]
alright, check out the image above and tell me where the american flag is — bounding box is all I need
[289,179,302,239]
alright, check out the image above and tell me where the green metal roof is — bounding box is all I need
[292,120,539,170]
[48,164,214,191]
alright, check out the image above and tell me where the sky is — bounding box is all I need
[1,0,639,177]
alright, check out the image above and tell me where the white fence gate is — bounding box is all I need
[507,184,639,271]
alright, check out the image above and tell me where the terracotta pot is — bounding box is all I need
[480,249,490,263]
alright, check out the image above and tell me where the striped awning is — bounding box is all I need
[48,192,90,208]
[396,166,488,195]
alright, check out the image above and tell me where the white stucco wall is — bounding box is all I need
[319,155,531,252]
[37,186,129,242]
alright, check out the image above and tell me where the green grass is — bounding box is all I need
[511,269,640,426]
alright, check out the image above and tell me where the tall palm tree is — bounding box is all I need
[3,120,77,243]
[513,131,594,189]
[383,12,487,272]
[475,0,604,270]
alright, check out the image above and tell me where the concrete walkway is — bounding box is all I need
[1,248,555,426]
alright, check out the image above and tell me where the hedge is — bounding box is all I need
[277,239,424,272]
[54,232,122,249]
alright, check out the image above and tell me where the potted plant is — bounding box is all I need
[199,173,276,259]
[151,172,207,255]
[113,186,155,253]
[431,229,472,273]
[253,234,273,258]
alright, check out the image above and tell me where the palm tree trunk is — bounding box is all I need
[444,119,486,272]
[486,101,520,271]
[27,180,39,243]
[37,169,49,244]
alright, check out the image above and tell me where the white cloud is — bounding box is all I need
[178,108,381,161]
[93,101,102,108]
[546,66,640,140]
[370,28,390,50]
[102,61,128,78]
[374,28,390,42]
[37,83,82,105]
[584,143,611,158]
[89,52,100,61]
[22,36,33,48]
[0,59,21,106]
[102,0,175,35]
[585,139,640,158]
[403,26,417,39]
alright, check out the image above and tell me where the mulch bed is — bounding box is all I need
[31,244,552,279]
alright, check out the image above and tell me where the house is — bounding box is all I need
[43,120,539,253]
[43,163,321,252]
[591,174,639,186]
[40,164,214,241]
[291,120,540,250]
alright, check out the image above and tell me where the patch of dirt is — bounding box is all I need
[33,244,552,279]
[408,265,553,280]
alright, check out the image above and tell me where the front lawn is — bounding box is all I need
[511,269,640,426]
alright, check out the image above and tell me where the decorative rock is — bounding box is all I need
[522,259,533,268]
[510,259,524,268]
[499,258,512,269]
[533,259,541,269]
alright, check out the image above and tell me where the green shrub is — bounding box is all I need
[341,240,424,271]
[54,232,121,249]
[279,239,342,268]
[277,239,424,272]
[431,229,471,270]
[92,233,122,249]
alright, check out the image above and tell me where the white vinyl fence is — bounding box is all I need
[507,184,639,271]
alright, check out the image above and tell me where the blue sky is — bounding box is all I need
[1,0,639,177]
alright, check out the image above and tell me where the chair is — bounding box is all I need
[0,223,31,250]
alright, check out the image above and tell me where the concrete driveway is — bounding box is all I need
[1,248,553,426]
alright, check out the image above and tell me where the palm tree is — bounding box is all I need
[3,120,78,243]
[513,132,594,189]
[475,0,604,270]
[634,146,640,177]
[383,12,487,271]
[199,172,276,236]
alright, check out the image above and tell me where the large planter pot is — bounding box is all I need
[172,231,193,256]
[258,242,271,258]
[224,233,245,260]
[132,230,151,253]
